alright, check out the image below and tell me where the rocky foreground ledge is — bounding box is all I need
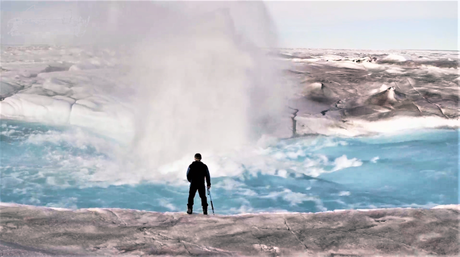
[0,204,458,256]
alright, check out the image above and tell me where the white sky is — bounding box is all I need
[1,0,458,50]
[264,1,458,50]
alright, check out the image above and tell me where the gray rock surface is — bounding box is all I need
[1,204,458,256]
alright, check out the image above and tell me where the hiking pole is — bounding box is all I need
[207,188,215,215]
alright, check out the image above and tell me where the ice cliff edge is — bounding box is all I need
[0,203,459,256]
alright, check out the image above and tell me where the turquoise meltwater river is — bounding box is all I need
[1,119,458,214]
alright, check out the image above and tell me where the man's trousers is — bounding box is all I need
[188,183,208,208]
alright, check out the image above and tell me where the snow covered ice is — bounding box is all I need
[0,203,459,256]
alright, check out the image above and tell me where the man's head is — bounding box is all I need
[194,153,202,161]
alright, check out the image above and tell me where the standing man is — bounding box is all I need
[186,153,211,215]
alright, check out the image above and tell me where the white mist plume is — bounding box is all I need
[80,1,289,170]
[5,1,290,180]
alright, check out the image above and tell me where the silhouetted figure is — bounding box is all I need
[186,153,211,215]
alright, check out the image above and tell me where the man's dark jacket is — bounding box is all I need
[187,161,211,186]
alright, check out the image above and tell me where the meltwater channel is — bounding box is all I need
[1,119,458,214]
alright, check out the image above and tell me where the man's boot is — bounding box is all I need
[202,205,208,215]
[187,205,192,215]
